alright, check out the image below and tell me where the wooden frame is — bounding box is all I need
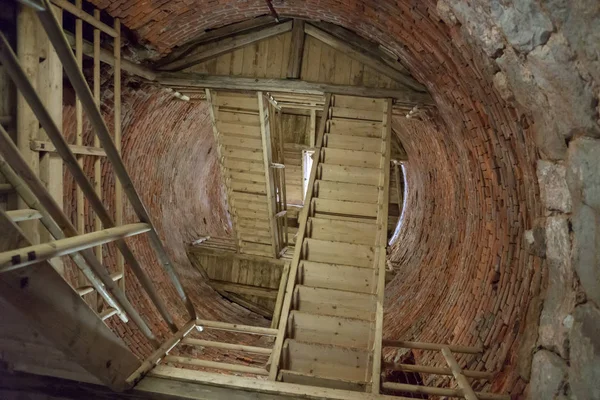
[287,19,305,79]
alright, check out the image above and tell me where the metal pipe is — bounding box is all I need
[0,126,158,346]
[0,31,180,333]
[0,223,150,272]
[34,2,197,322]
[0,156,128,323]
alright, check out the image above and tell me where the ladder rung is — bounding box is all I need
[6,209,42,222]
[100,308,118,321]
[77,271,123,296]
[0,183,13,194]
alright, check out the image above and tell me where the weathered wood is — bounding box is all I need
[196,319,278,336]
[0,212,140,390]
[5,208,42,222]
[271,262,290,329]
[31,140,107,156]
[0,223,151,273]
[287,20,305,79]
[210,280,278,299]
[165,356,269,375]
[160,21,293,71]
[381,382,510,400]
[304,24,425,92]
[51,0,118,37]
[188,244,287,265]
[182,338,272,355]
[289,310,371,349]
[382,361,493,380]
[158,73,434,104]
[93,9,103,307]
[441,347,479,400]
[382,340,483,354]
[0,183,13,194]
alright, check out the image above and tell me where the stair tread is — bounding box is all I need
[278,369,368,392]
[299,260,376,294]
[294,285,376,321]
[289,310,372,349]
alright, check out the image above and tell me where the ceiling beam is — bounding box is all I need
[158,21,293,72]
[155,15,278,68]
[286,19,305,79]
[304,23,426,92]
[158,72,434,105]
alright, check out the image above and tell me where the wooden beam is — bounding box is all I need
[382,361,493,380]
[5,208,42,222]
[31,140,107,156]
[159,21,293,71]
[304,23,425,92]
[195,319,278,336]
[51,0,118,37]
[165,356,269,376]
[309,21,410,76]
[286,19,305,79]
[183,338,272,355]
[441,347,478,400]
[219,290,274,319]
[0,183,13,194]
[381,382,509,400]
[0,212,140,391]
[155,16,277,67]
[271,262,290,329]
[382,339,483,354]
[188,244,287,265]
[159,73,434,105]
[211,280,278,299]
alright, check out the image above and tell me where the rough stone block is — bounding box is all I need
[571,203,600,306]
[529,349,568,399]
[537,160,572,214]
[491,0,553,53]
[569,304,600,400]
[538,216,575,357]
[567,138,600,212]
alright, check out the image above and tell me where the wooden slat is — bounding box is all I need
[319,164,380,185]
[294,285,376,321]
[304,238,375,268]
[331,107,382,122]
[307,218,377,245]
[211,280,278,299]
[182,338,272,355]
[221,135,263,149]
[312,198,378,218]
[299,260,376,294]
[328,118,383,138]
[279,370,368,392]
[216,94,260,110]
[218,111,262,126]
[242,241,274,257]
[234,199,268,212]
[320,148,381,168]
[333,95,386,111]
[284,339,369,382]
[217,122,262,137]
[165,356,269,376]
[51,0,118,37]
[315,180,379,203]
[230,171,267,184]
[325,133,382,152]
[224,148,264,162]
[237,206,269,219]
[224,159,265,173]
[289,311,372,348]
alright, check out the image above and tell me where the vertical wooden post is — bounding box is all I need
[370,99,392,393]
[16,3,40,244]
[113,18,125,292]
[258,92,279,258]
[286,19,305,79]
[75,0,84,236]
[93,8,103,309]
[309,109,316,148]
[37,4,64,274]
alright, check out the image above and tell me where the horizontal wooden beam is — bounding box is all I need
[381,382,509,400]
[5,208,42,222]
[210,280,278,299]
[304,23,425,92]
[382,361,493,380]
[382,339,483,354]
[165,356,269,376]
[196,319,278,336]
[31,140,107,157]
[182,338,272,355]
[158,73,434,105]
[188,244,287,265]
[0,183,13,194]
[159,21,293,71]
[76,271,124,296]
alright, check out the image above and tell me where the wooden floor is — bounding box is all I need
[275,95,391,391]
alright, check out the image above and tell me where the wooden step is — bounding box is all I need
[289,311,372,349]
[229,171,266,184]
[328,119,382,138]
[320,148,381,169]
[283,339,369,382]
[330,107,383,122]
[241,242,273,257]
[307,218,377,246]
[324,134,382,153]
[216,121,261,136]
[312,198,378,219]
[333,95,386,112]
[233,199,268,212]
[220,136,263,150]
[239,233,272,245]
[237,225,272,240]
[319,164,380,185]
[315,180,379,204]
[293,285,376,321]
[224,148,264,162]
[218,111,261,126]
[299,261,376,294]
[224,159,264,173]
[278,370,368,392]
[304,238,375,268]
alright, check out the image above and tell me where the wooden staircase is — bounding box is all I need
[270,94,392,392]
[206,90,283,258]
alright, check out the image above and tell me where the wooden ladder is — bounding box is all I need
[269,94,392,392]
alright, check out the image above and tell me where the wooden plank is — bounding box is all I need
[0,212,140,390]
[6,208,43,222]
[383,361,493,380]
[315,180,379,203]
[294,285,376,321]
[225,148,264,162]
[321,148,381,168]
[158,73,434,105]
[161,22,293,71]
[307,217,377,245]
[289,311,372,349]
[325,133,382,152]
[285,339,369,382]
[165,356,269,376]
[299,260,376,294]
[331,106,383,122]
[279,370,368,393]
[381,382,509,400]
[224,159,265,173]
[218,110,262,126]
[113,18,125,292]
[258,92,279,257]
[304,24,425,92]
[304,238,375,268]
[216,94,260,110]
[287,20,305,79]
[217,122,262,136]
[237,206,268,219]
[312,198,378,218]
[232,191,268,204]
[234,198,269,211]
[31,140,106,156]
[182,338,272,355]
[195,319,278,336]
[271,262,290,329]
[51,0,118,37]
[329,118,383,137]
[441,347,479,400]
[333,95,386,111]
[211,280,278,299]
[221,135,263,149]
[93,8,103,305]
[319,163,380,185]
[242,242,274,257]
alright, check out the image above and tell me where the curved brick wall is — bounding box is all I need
[75,0,600,398]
